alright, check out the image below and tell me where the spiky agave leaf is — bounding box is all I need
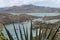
[13,23,19,40]
[44,26,48,38]
[19,24,23,40]
[51,26,59,40]
[30,20,33,40]
[36,29,38,40]
[47,25,53,39]
[26,26,28,40]
[22,24,27,40]
[38,23,41,40]
[0,32,8,40]
[3,24,14,40]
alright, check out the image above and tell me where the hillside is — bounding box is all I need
[43,15,60,20]
[0,13,40,24]
[0,4,60,13]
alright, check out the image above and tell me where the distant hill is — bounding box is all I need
[0,4,60,13]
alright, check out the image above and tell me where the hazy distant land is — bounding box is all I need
[0,4,60,13]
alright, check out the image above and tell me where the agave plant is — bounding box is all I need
[0,32,8,40]
[1,20,59,40]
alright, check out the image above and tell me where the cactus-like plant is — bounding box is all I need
[1,20,59,40]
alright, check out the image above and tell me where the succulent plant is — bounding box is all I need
[1,20,59,40]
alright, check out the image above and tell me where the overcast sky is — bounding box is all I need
[0,0,60,8]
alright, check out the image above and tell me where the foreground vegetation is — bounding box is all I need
[0,20,60,40]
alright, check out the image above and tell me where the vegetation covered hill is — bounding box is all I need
[0,13,40,24]
[43,15,60,20]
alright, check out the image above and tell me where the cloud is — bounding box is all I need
[0,0,42,7]
[0,0,60,7]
